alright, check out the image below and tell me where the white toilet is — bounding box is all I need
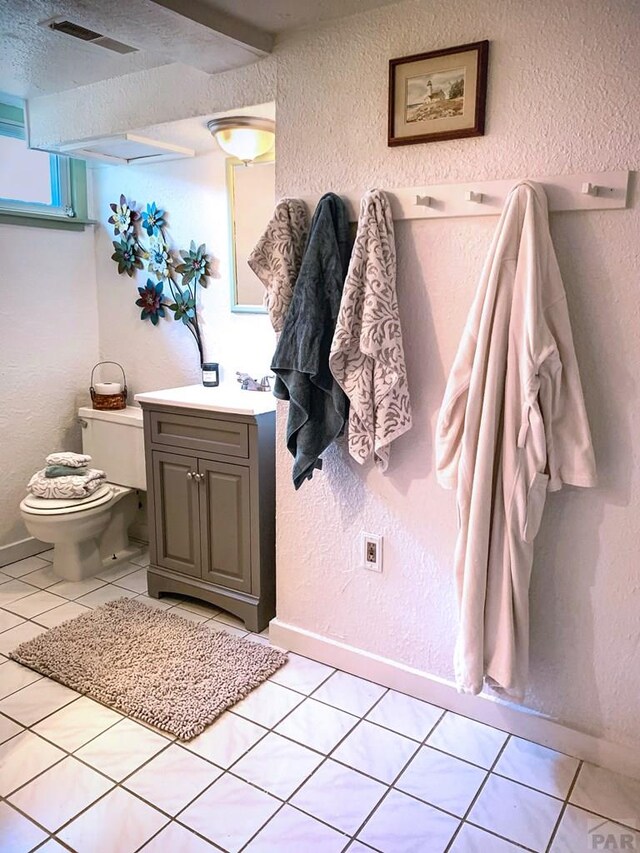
[20,406,146,582]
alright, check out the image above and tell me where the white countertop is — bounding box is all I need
[134,384,277,416]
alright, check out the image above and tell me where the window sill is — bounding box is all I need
[0,211,96,232]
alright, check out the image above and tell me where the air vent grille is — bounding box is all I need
[46,19,138,54]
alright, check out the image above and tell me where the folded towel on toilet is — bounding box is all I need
[45,465,88,478]
[45,452,92,468]
[28,468,106,499]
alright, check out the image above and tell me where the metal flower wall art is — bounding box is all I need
[108,194,213,366]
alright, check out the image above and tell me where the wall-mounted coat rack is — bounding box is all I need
[300,170,631,222]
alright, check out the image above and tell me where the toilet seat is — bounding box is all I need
[21,484,114,516]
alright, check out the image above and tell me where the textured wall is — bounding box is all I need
[90,150,276,397]
[272,0,640,750]
[0,225,99,547]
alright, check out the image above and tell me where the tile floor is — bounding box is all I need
[1,550,639,853]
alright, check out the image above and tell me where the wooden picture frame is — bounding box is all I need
[388,40,489,146]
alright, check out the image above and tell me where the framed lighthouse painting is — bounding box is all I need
[388,41,489,146]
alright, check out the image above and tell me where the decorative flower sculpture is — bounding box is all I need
[176,241,211,288]
[147,236,172,281]
[141,202,166,237]
[135,280,166,325]
[108,194,138,236]
[169,289,196,325]
[111,235,144,277]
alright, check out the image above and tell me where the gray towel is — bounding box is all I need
[271,193,351,489]
[45,465,88,478]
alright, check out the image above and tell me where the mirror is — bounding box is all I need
[227,155,275,313]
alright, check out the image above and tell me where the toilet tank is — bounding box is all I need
[78,406,146,491]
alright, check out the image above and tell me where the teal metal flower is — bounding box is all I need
[108,194,138,236]
[141,202,166,237]
[147,236,172,280]
[176,241,211,287]
[168,288,196,325]
[135,280,166,325]
[111,236,144,277]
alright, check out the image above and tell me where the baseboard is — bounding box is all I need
[0,536,48,568]
[270,618,640,782]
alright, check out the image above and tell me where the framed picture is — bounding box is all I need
[388,40,489,146]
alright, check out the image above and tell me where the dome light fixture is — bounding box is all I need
[207,116,275,164]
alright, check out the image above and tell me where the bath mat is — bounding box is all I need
[10,598,287,740]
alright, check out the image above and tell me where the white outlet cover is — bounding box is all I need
[361,532,383,572]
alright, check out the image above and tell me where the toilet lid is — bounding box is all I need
[21,484,114,515]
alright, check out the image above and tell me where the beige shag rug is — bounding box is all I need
[10,597,287,740]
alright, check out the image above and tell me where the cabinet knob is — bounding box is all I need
[194,473,202,483]
[186,472,193,481]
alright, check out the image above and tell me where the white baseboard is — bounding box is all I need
[270,618,640,782]
[0,536,48,568]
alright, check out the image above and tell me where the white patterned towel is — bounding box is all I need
[329,189,412,471]
[248,198,309,333]
[45,452,92,468]
[28,468,106,499]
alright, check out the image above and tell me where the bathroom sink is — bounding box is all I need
[134,384,277,416]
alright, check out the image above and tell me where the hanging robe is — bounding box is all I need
[436,181,596,699]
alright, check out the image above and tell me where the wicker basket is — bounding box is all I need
[89,362,128,411]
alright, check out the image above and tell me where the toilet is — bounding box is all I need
[19,406,146,582]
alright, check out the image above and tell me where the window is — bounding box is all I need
[0,96,88,227]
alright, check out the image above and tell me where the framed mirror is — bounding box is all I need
[227,154,275,313]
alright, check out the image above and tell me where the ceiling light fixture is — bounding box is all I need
[207,116,275,164]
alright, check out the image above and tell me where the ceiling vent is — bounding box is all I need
[41,18,138,54]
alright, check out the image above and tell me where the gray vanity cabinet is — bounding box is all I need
[140,403,275,632]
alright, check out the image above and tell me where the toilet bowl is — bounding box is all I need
[19,406,147,582]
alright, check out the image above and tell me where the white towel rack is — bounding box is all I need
[300,170,631,222]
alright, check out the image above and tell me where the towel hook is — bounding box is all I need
[465,190,484,204]
[581,182,600,197]
[415,194,432,207]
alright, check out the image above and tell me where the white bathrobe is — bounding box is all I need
[329,189,412,469]
[436,181,596,699]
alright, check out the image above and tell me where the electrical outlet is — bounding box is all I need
[361,532,383,572]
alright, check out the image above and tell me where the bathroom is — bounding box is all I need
[0,0,639,851]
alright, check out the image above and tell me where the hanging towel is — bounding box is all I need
[28,468,107,499]
[329,189,412,470]
[435,181,596,700]
[271,192,351,489]
[45,452,91,468]
[248,198,310,333]
[45,465,88,478]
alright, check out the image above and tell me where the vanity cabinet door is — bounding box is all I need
[151,450,201,578]
[198,459,252,593]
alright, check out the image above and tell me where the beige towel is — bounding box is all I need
[329,189,412,470]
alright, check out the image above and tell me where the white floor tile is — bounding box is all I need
[59,787,168,853]
[97,561,141,582]
[0,608,25,633]
[468,774,563,850]
[0,713,23,744]
[134,594,173,611]
[125,744,222,815]
[312,671,386,717]
[246,804,348,853]
[551,804,640,852]
[333,720,419,784]
[0,659,42,699]
[396,745,487,816]
[426,712,508,768]
[130,549,150,567]
[275,698,358,754]
[37,548,55,562]
[571,762,640,828]
[174,598,221,617]
[18,565,60,589]
[113,567,149,593]
[207,620,248,638]
[292,759,386,835]
[234,732,324,799]
[142,822,218,852]
[358,788,459,852]
[34,840,68,852]
[5,589,68,618]
[450,823,523,852]
[347,842,376,853]
[0,620,46,655]
[47,576,106,599]
[33,600,92,628]
[169,606,210,624]
[75,585,136,608]
[33,695,122,751]
[213,610,246,628]
[0,801,47,853]
[1,556,50,578]
[232,681,304,728]
[182,711,267,768]
[0,579,39,607]
[9,755,113,831]
[270,653,335,694]
[75,717,168,780]
[494,736,579,799]
[179,773,280,853]
[0,677,78,726]
[365,690,443,741]
[0,731,65,796]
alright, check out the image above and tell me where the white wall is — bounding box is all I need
[90,151,275,397]
[0,224,99,548]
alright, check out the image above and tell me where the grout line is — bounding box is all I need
[544,760,583,852]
